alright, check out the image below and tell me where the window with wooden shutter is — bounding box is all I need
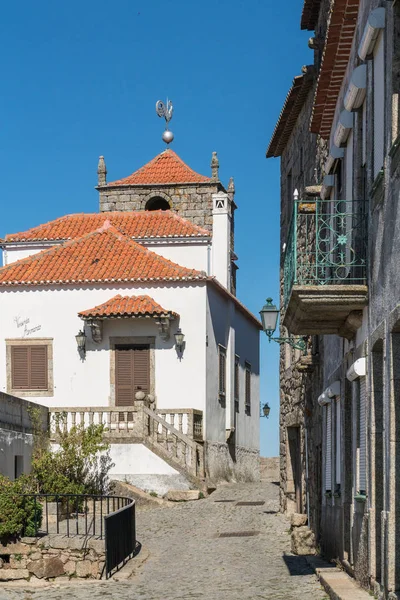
[335,397,341,486]
[373,31,385,179]
[359,376,367,494]
[218,345,226,402]
[11,345,48,390]
[234,355,240,412]
[325,403,332,492]
[115,345,150,406]
[245,361,251,415]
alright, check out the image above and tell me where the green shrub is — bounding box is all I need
[31,414,114,497]
[0,475,42,541]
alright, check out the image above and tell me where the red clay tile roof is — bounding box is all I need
[0,221,207,286]
[106,149,211,186]
[310,0,360,136]
[5,211,210,243]
[79,294,178,320]
[266,67,315,158]
[301,0,322,30]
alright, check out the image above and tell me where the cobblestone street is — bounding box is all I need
[0,481,326,600]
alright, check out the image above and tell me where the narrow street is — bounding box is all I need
[1,481,326,600]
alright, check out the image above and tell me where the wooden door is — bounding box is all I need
[115,345,150,406]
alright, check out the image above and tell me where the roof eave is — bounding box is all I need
[266,66,315,159]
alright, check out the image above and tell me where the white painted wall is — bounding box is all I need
[0,283,207,412]
[108,443,178,475]
[206,285,260,451]
[143,242,209,274]
[3,244,57,266]
[3,240,210,273]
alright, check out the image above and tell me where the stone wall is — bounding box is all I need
[277,0,330,541]
[205,442,260,483]
[0,535,105,582]
[260,457,279,482]
[98,183,223,232]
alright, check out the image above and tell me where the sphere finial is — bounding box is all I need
[156,98,174,145]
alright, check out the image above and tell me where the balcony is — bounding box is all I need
[283,197,368,338]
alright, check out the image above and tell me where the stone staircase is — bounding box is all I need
[49,404,205,489]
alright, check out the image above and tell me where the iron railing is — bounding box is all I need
[283,197,367,306]
[23,494,135,579]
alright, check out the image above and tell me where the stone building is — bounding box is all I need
[267,0,400,597]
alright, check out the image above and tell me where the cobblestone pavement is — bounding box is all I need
[0,481,326,600]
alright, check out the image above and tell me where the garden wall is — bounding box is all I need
[0,535,105,581]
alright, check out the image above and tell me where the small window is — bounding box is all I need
[218,346,226,403]
[14,455,23,480]
[245,361,251,415]
[234,355,240,412]
[11,345,48,390]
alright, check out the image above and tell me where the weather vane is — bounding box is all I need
[156,98,174,144]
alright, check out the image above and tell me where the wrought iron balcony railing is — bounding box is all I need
[283,198,367,307]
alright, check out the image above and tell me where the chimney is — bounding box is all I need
[211,151,219,181]
[212,191,231,290]
[97,156,107,186]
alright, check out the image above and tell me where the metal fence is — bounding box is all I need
[23,494,136,579]
[283,197,367,306]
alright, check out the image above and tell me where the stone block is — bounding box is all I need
[29,552,42,561]
[291,513,308,528]
[0,542,30,555]
[164,489,200,501]
[0,568,29,580]
[10,557,27,569]
[44,557,65,578]
[76,559,94,578]
[27,557,64,579]
[291,526,316,555]
[63,561,76,575]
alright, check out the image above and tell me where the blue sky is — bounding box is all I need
[1,0,311,456]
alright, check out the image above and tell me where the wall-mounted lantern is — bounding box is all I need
[261,402,271,418]
[75,330,87,356]
[259,298,307,353]
[174,328,185,352]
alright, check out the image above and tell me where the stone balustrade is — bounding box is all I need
[49,405,203,442]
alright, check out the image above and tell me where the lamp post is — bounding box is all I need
[259,298,307,353]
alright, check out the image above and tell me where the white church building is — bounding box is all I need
[0,148,261,493]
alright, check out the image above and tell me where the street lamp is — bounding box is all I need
[261,402,271,418]
[174,328,185,352]
[259,298,307,353]
[75,330,87,356]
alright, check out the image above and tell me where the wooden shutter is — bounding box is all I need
[218,347,226,397]
[115,345,150,406]
[116,347,134,406]
[359,376,367,493]
[133,345,150,395]
[325,403,332,491]
[234,356,239,403]
[11,345,47,390]
[30,346,48,389]
[245,362,251,413]
[11,347,29,389]
[373,32,385,179]
[335,398,341,485]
